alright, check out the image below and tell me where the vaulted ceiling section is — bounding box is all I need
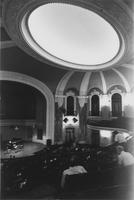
[0,0,134,93]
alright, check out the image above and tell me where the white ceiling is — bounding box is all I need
[27,3,120,68]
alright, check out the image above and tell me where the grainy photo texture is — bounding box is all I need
[0,0,134,200]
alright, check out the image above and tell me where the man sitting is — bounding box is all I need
[61,156,87,189]
[116,145,134,185]
[116,145,134,167]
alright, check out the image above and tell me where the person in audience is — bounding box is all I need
[116,145,134,185]
[61,155,87,188]
[116,145,134,167]
[71,142,77,150]
[114,131,127,149]
[114,131,126,143]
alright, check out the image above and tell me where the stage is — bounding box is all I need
[1,141,45,159]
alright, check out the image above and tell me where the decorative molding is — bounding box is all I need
[55,94,89,108]
[55,95,66,98]
[77,96,88,98]
[110,87,122,95]
[88,87,103,95]
[112,68,131,92]
[107,84,126,94]
[89,90,101,96]
[0,71,55,143]
[66,91,75,96]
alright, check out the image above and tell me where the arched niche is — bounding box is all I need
[108,86,125,117]
[91,95,100,116]
[112,93,122,117]
[88,88,102,116]
[67,96,75,116]
[0,71,55,143]
[65,89,77,116]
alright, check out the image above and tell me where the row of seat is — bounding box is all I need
[1,141,134,197]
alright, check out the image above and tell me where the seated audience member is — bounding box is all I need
[116,145,134,167]
[115,131,127,143]
[116,145,134,185]
[70,142,77,150]
[114,131,127,149]
[61,156,87,188]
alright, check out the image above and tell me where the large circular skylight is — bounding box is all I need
[21,3,124,70]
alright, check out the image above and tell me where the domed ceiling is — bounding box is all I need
[2,0,134,71]
[56,66,134,96]
[0,0,134,94]
[22,3,121,69]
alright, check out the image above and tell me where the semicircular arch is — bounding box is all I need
[0,71,55,143]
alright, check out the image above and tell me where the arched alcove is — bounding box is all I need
[0,81,47,142]
[112,93,122,117]
[0,71,55,143]
[91,95,100,116]
[67,96,74,115]
[0,81,42,120]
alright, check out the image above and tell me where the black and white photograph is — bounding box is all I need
[0,0,134,199]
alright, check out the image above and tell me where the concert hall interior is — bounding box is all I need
[1,0,134,199]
